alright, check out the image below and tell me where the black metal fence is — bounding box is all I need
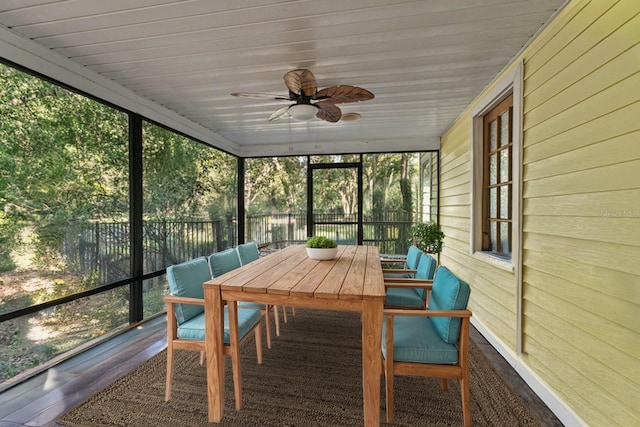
[64,219,232,286]
[247,211,414,254]
[63,211,414,286]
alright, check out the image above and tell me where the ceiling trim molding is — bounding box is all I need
[236,137,440,158]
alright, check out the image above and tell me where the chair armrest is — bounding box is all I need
[380,258,406,264]
[163,295,205,306]
[382,268,417,274]
[384,308,472,318]
[384,283,433,294]
[384,279,433,292]
[384,277,431,283]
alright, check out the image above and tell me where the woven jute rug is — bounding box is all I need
[58,309,541,426]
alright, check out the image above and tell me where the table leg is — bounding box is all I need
[362,299,383,427]
[204,284,225,422]
[228,300,243,410]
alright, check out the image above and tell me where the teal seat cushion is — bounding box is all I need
[238,301,267,310]
[382,315,459,364]
[236,242,260,265]
[177,306,262,342]
[385,288,425,308]
[208,248,241,277]
[166,257,212,324]
[428,266,471,344]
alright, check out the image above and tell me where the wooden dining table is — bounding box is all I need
[203,244,386,426]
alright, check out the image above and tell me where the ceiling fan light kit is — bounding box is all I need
[232,69,374,123]
[288,104,318,121]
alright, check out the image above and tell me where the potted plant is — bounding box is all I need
[410,221,444,254]
[305,236,338,260]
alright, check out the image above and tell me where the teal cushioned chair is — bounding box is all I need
[381,245,423,279]
[383,253,437,309]
[236,241,260,264]
[164,257,263,410]
[209,247,277,348]
[208,247,242,276]
[382,266,472,426]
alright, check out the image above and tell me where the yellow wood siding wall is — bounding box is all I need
[439,1,640,425]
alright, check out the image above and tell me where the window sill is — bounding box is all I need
[472,251,514,272]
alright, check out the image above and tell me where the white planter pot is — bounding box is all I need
[306,247,338,260]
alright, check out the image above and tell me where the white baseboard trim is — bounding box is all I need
[471,317,588,427]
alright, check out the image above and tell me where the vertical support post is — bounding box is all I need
[357,154,364,245]
[306,155,314,238]
[129,113,144,324]
[237,157,245,245]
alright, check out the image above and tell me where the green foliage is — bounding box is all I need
[245,157,306,215]
[1,63,129,266]
[306,236,337,248]
[142,122,238,222]
[33,221,67,269]
[410,221,444,254]
[0,215,17,272]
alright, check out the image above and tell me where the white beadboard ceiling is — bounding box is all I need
[0,0,566,157]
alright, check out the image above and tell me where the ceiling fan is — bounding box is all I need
[231,69,374,123]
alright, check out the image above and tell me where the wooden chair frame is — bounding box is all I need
[164,295,262,410]
[239,301,276,348]
[382,307,472,426]
[380,245,423,275]
[382,278,433,309]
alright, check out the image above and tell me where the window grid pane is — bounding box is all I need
[500,185,509,219]
[490,222,497,252]
[500,222,511,255]
[482,95,513,257]
[490,154,498,185]
[490,187,497,218]
[490,120,498,151]
[500,110,510,147]
[500,148,510,183]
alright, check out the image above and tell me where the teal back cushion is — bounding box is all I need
[166,257,211,324]
[236,242,260,265]
[414,254,438,298]
[208,248,241,277]
[428,266,471,344]
[416,254,437,280]
[406,245,423,270]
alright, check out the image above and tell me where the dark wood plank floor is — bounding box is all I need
[0,315,564,427]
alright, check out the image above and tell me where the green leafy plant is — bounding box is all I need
[410,222,444,254]
[306,236,337,249]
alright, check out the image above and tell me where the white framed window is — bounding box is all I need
[470,61,523,271]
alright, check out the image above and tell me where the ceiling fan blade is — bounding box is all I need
[231,92,290,100]
[315,101,342,123]
[284,69,317,97]
[316,85,374,104]
[340,112,361,121]
[268,106,291,121]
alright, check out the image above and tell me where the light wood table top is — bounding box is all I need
[203,244,385,426]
